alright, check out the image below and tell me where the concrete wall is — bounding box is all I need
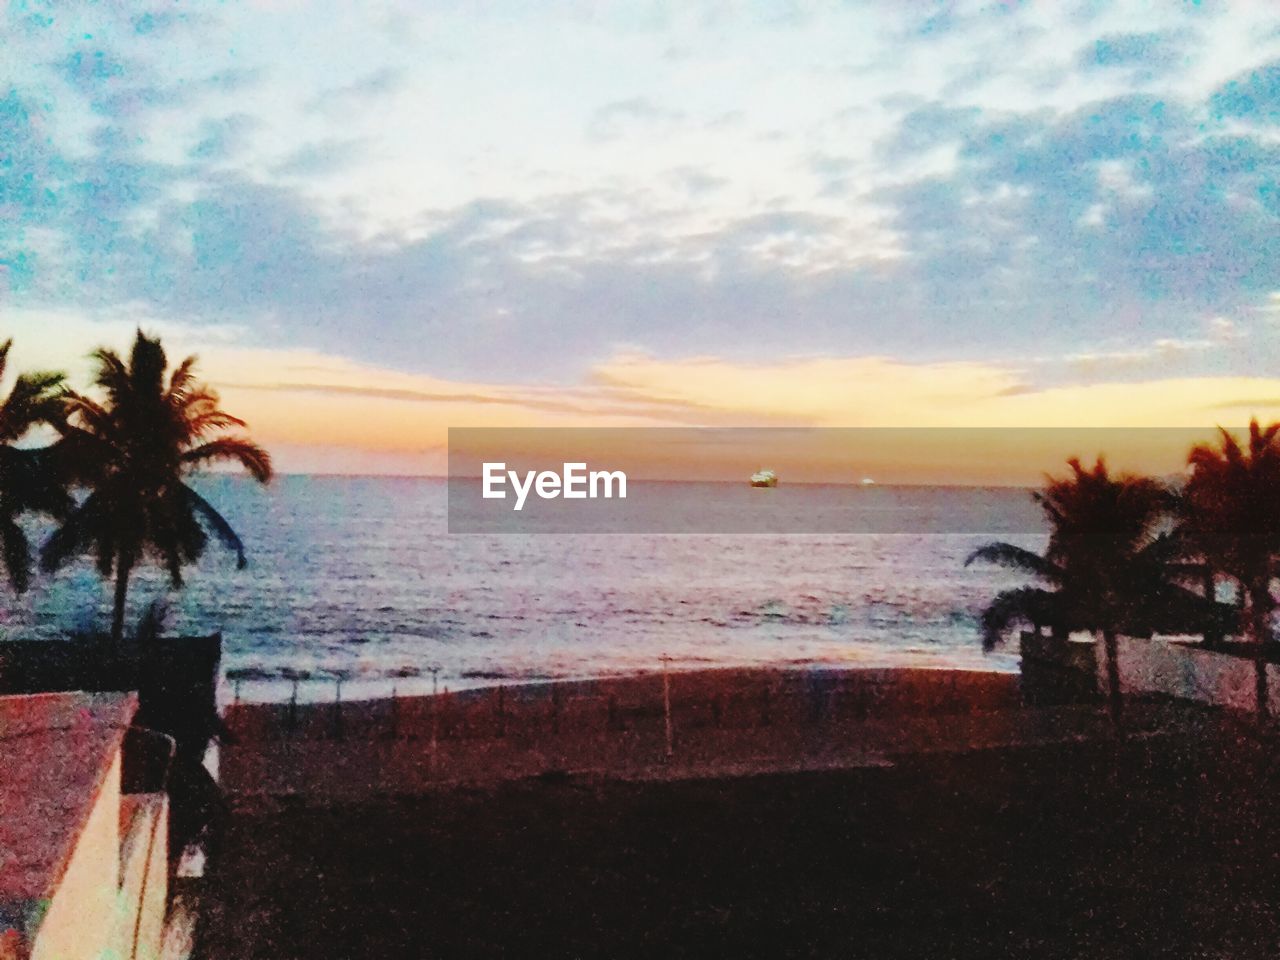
[30,754,121,960]
[113,795,169,960]
[1099,636,1280,716]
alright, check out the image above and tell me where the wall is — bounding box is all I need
[1100,636,1280,716]
[30,754,121,960]
[113,795,169,960]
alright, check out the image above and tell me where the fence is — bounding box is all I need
[223,667,1021,743]
[218,668,1026,800]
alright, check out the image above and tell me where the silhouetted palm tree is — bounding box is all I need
[41,330,272,647]
[968,458,1222,717]
[1182,420,1280,715]
[968,458,1181,644]
[0,338,71,593]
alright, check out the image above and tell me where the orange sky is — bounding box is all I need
[5,313,1278,483]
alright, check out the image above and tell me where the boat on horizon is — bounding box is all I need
[750,469,778,488]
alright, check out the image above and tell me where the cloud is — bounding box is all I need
[587,97,687,141]
[57,47,128,94]
[1208,316,1245,342]
[4,1,1280,395]
[200,67,264,92]
[190,114,258,162]
[306,68,405,116]
[1078,31,1188,74]
[591,351,1280,431]
[4,304,1280,477]
[1210,59,1280,124]
[273,139,366,176]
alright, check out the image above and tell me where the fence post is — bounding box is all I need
[430,670,440,775]
[662,654,674,762]
[289,678,298,734]
[333,676,344,741]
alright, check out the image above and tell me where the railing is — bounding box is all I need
[217,669,1037,801]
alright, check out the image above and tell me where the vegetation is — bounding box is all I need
[38,330,272,647]
[969,426,1280,713]
[1180,420,1280,715]
[1182,421,1280,649]
[0,339,71,593]
[0,331,268,852]
[966,457,1234,719]
[966,458,1224,650]
[0,328,1275,696]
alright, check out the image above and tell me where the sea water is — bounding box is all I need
[0,476,1042,700]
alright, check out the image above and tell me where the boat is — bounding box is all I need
[860,477,876,486]
[750,469,778,488]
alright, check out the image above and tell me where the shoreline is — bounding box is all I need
[215,664,1211,803]
[223,664,1026,723]
[219,659,1022,708]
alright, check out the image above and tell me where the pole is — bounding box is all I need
[334,676,344,740]
[430,668,440,774]
[662,654,674,762]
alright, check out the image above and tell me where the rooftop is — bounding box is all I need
[0,691,137,918]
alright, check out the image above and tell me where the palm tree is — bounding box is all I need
[41,330,272,647]
[0,338,71,593]
[967,458,1223,717]
[1182,420,1280,715]
[968,458,1181,643]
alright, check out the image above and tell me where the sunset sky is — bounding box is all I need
[4,1,1280,475]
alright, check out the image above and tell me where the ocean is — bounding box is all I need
[0,476,1042,700]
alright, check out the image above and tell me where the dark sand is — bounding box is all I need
[199,671,1280,958]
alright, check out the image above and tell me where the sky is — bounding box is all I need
[3,1,1280,475]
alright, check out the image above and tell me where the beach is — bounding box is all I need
[193,666,1280,957]
[220,667,1037,799]
[199,666,1278,958]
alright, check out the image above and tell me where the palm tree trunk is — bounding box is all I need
[1102,629,1123,729]
[1202,568,1222,648]
[1250,581,1272,721]
[111,559,132,650]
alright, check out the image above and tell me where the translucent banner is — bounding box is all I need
[447,426,1232,534]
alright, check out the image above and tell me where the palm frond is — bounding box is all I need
[184,485,246,568]
[62,390,115,439]
[186,410,248,437]
[128,330,168,401]
[181,438,273,483]
[0,370,67,441]
[44,425,114,488]
[977,587,1062,652]
[40,494,104,574]
[965,542,1061,580]
[0,517,31,594]
[0,445,75,518]
[167,355,199,404]
[90,348,131,403]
